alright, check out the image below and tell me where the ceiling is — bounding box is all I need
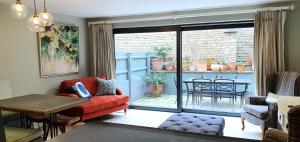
[0,0,290,18]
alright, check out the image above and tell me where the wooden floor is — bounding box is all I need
[97,109,263,140]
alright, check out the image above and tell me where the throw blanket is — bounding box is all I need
[277,72,299,96]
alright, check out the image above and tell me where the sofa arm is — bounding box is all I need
[116,88,125,96]
[59,93,79,98]
[245,96,267,105]
[262,128,287,142]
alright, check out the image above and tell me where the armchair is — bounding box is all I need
[262,105,300,142]
[241,72,300,135]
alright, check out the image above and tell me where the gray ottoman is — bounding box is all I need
[159,113,225,136]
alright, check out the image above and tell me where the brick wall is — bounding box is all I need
[115,28,253,64]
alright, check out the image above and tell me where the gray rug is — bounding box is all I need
[45,122,259,142]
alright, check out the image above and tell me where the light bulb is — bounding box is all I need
[38,9,54,26]
[10,1,28,19]
[27,13,44,32]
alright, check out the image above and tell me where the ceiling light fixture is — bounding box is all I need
[38,0,54,26]
[27,0,44,32]
[10,0,28,19]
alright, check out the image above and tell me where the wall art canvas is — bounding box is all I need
[39,24,79,77]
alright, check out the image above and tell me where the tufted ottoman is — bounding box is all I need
[159,113,225,136]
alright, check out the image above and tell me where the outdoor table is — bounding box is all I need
[183,78,251,106]
[0,94,88,142]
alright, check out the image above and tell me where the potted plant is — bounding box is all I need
[220,59,228,72]
[197,60,207,72]
[237,61,245,72]
[228,61,236,72]
[211,59,221,72]
[145,73,166,97]
[151,44,172,71]
[163,61,174,71]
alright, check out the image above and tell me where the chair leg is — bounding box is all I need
[185,93,190,106]
[241,118,245,130]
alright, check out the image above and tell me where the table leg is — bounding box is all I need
[0,109,7,142]
[48,113,57,139]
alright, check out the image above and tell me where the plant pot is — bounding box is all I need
[149,84,164,97]
[228,62,236,72]
[189,64,195,71]
[211,64,221,72]
[164,63,174,71]
[207,58,214,71]
[151,58,164,71]
[237,65,245,72]
[182,61,190,71]
[197,62,207,72]
[220,64,228,72]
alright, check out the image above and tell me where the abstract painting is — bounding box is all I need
[39,24,79,77]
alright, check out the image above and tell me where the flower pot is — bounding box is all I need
[207,58,214,71]
[197,62,207,72]
[149,84,164,97]
[237,65,245,72]
[182,61,190,71]
[228,62,236,72]
[151,58,164,71]
[164,63,174,71]
[220,64,228,72]
[211,64,221,72]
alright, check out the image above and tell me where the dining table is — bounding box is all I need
[0,94,88,142]
[183,78,251,105]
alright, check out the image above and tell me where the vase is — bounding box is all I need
[211,64,221,72]
[149,84,164,97]
[151,58,164,71]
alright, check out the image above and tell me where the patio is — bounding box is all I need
[131,94,244,113]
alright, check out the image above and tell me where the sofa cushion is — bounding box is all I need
[243,104,268,119]
[96,78,117,96]
[71,95,129,115]
[60,76,106,96]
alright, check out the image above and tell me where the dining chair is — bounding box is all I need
[173,78,193,106]
[214,79,236,105]
[192,78,214,106]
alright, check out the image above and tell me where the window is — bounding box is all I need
[114,21,254,115]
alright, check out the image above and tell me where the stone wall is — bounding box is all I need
[115,28,254,64]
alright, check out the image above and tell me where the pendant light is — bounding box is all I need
[10,0,28,19]
[38,0,54,26]
[27,0,44,32]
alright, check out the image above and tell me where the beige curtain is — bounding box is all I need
[254,11,286,96]
[89,23,116,79]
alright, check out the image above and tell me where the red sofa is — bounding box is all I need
[58,77,129,121]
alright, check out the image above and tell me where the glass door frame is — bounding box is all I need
[113,20,254,116]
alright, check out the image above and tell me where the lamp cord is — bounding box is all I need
[44,0,46,9]
[33,0,37,13]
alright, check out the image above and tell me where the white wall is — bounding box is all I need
[0,2,89,97]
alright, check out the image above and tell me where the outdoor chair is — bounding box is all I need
[174,78,193,106]
[192,78,213,106]
[213,79,236,105]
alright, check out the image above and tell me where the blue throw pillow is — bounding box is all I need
[64,86,77,94]
[73,82,92,98]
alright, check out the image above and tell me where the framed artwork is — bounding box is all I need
[38,24,79,77]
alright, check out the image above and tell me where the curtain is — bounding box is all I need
[89,23,116,79]
[254,11,286,96]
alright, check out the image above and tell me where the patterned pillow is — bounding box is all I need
[96,77,117,95]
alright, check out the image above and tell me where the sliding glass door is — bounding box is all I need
[114,30,178,110]
[113,21,255,115]
[181,26,255,114]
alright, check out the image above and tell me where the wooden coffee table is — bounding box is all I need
[0,94,88,142]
